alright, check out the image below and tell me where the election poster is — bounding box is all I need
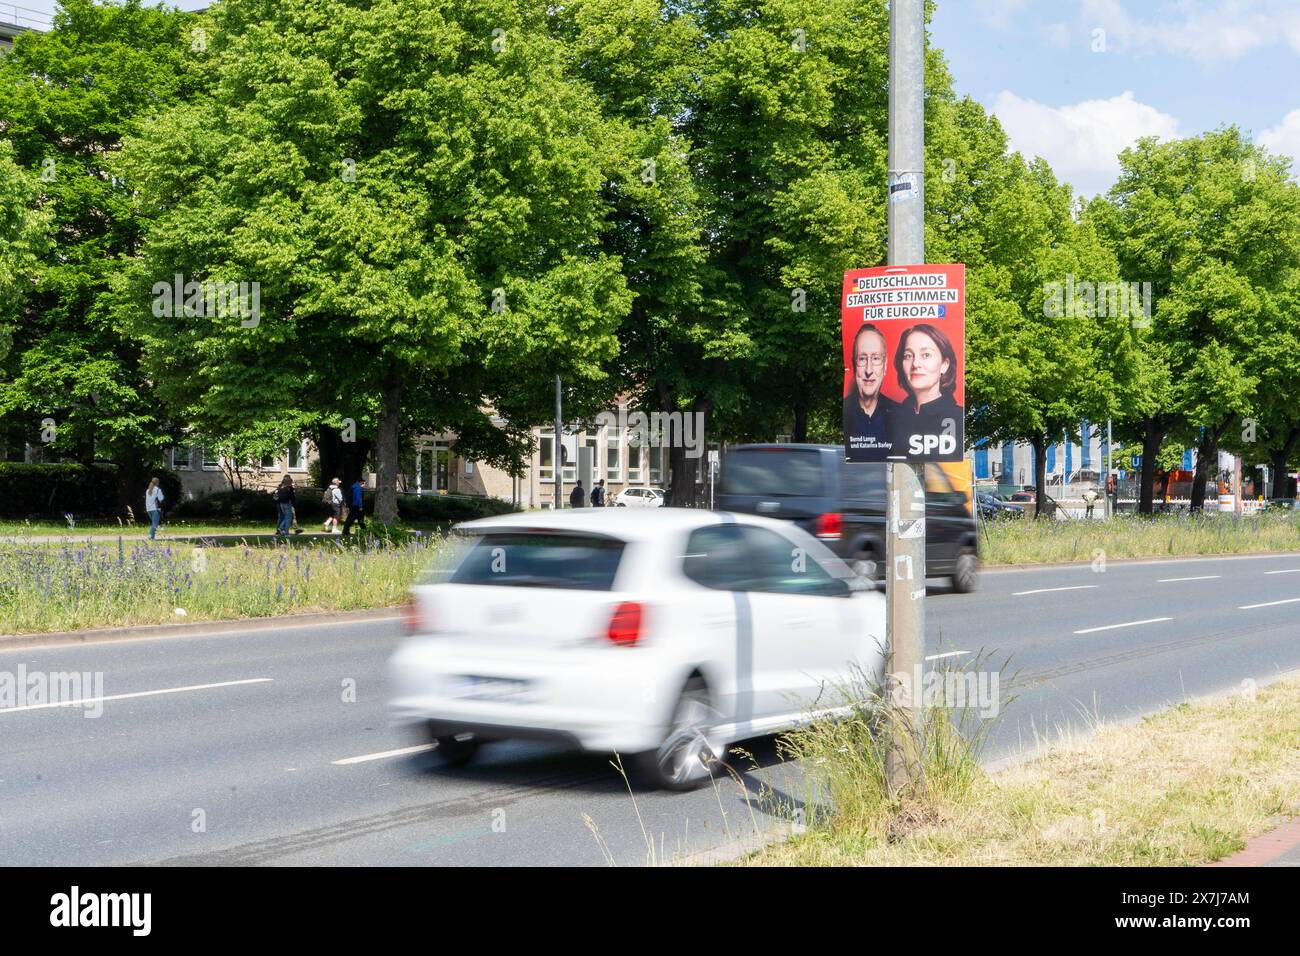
[841,263,965,463]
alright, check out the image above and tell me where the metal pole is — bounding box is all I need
[555,375,563,510]
[885,0,926,798]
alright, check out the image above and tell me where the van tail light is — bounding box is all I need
[607,601,644,647]
[815,512,843,540]
[401,595,425,634]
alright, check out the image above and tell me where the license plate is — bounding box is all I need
[453,675,530,701]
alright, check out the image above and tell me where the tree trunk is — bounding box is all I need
[1031,433,1047,520]
[1269,426,1300,499]
[1138,418,1164,515]
[1190,429,1217,513]
[115,448,150,518]
[315,423,372,489]
[662,394,713,508]
[793,402,808,444]
[374,369,403,524]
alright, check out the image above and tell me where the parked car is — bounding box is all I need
[977,492,1024,520]
[388,509,884,790]
[613,487,665,508]
[715,443,980,592]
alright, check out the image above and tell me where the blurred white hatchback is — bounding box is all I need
[613,487,664,507]
[388,509,885,790]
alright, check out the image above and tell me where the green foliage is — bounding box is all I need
[0,461,180,519]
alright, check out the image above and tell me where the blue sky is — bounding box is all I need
[12,0,1300,197]
[931,0,1300,196]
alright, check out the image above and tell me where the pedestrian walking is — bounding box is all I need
[273,475,296,536]
[590,479,606,507]
[1082,485,1099,519]
[145,477,165,540]
[323,478,344,533]
[569,480,585,508]
[342,475,367,536]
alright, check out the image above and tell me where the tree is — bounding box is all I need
[117,0,632,522]
[0,140,47,372]
[0,0,199,507]
[1093,128,1300,513]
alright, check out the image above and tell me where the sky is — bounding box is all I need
[930,0,1300,196]
[10,0,1300,197]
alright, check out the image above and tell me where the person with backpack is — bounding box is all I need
[590,479,606,507]
[274,476,296,536]
[144,477,165,540]
[322,478,344,533]
[342,475,367,536]
[569,480,585,508]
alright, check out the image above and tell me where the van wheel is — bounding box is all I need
[430,730,480,767]
[632,678,725,791]
[952,550,979,593]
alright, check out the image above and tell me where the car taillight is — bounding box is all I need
[607,601,644,647]
[815,512,842,540]
[401,596,424,634]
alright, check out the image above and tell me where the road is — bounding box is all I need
[1,551,1298,866]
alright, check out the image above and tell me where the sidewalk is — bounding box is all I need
[1208,817,1300,867]
[0,531,347,546]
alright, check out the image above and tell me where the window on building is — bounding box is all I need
[606,426,622,481]
[202,447,221,470]
[261,452,279,469]
[539,434,554,481]
[287,441,306,471]
[627,442,642,482]
[649,446,663,484]
[172,446,195,470]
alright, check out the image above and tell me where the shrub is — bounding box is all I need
[0,463,182,519]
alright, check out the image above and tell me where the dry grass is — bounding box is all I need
[746,674,1300,866]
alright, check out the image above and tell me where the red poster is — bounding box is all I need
[841,263,965,462]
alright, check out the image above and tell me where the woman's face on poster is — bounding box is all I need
[901,330,948,401]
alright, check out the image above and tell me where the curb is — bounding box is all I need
[0,606,403,650]
[983,549,1300,573]
[1207,816,1300,867]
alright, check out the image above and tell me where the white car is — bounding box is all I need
[387,509,885,790]
[613,487,664,507]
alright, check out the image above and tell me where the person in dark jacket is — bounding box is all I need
[569,481,585,508]
[342,476,367,536]
[888,323,964,459]
[273,476,296,536]
[591,479,606,507]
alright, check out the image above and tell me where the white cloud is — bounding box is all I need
[1081,0,1300,62]
[991,90,1182,196]
[1259,109,1300,172]
[1046,22,1071,48]
[975,0,1032,28]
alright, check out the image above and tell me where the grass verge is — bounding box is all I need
[0,534,442,634]
[982,511,1300,565]
[745,672,1300,866]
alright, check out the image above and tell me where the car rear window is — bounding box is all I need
[720,449,827,497]
[446,532,626,591]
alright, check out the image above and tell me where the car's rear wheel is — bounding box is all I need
[430,730,481,767]
[633,678,725,791]
[952,549,979,593]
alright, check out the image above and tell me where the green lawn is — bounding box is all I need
[0,534,443,634]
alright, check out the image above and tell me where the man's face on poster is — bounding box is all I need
[853,328,888,404]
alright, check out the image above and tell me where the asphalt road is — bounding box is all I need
[2,551,1299,867]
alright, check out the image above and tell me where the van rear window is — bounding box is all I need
[446,533,625,591]
[720,449,827,497]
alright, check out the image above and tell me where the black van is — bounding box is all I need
[716,443,979,592]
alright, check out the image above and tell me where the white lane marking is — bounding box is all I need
[1157,575,1221,582]
[1013,585,1098,596]
[924,651,969,661]
[0,677,274,716]
[1238,598,1300,610]
[1264,569,1300,575]
[333,744,435,766]
[1073,617,1172,635]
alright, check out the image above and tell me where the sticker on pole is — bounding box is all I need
[841,263,965,463]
